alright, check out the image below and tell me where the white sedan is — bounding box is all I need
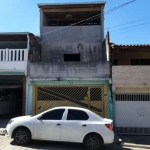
[5,107,114,150]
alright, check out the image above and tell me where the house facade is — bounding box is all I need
[27,2,112,118]
[111,43,150,134]
[0,32,39,117]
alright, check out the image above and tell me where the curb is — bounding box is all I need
[0,129,6,136]
[115,133,123,144]
[116,134,150,149]
[121,143,150,149]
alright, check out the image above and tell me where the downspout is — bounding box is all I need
[108,32,114,120]
[25,34,30,115]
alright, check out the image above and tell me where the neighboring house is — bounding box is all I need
[0,32,40,117]
[28,2,112,118]
[110,43,150,134]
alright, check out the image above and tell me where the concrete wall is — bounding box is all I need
[112,66,150,91]
[28,25,109,79]
[29,61,109,78]
[41,26,101,42]
[32,8,108,79]
[41,41,102,62]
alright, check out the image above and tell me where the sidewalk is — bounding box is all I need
[116,134,150,149]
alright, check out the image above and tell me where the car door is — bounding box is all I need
[61,109,89,141]
[33,108,65,140]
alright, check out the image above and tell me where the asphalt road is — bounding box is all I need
[0,135,148,150]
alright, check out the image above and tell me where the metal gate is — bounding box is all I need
[34,86,106,117]
[115,93,150,135]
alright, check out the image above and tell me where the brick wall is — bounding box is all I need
[112,66,150,91]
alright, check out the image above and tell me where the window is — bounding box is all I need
[42,11,101,26]
[116,94,150,101]
[112,59,118,65]
[131,59,150,65]
[42,109,65,120]
[64,54,80,61]
[67,109,89,120]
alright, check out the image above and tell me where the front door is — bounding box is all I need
[33,109,65,140]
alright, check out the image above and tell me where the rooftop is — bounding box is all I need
[38,2,106,8]
[0,32,34,36]
[110,43,150,48]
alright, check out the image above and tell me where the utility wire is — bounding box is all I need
[110,21,150,32]
[40,0,136,36]
[40,0,136,43]
[105,17,150,30]
[110,24,150,35]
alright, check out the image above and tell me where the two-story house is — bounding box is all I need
[27,2,112,118]
[0,32,40,117]
[111,43,150,134]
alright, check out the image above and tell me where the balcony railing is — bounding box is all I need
[0,49,28,74]
[0,49,28,61]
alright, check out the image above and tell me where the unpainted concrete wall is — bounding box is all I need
[29,61,110,78]
[30,19,109,78]
[41,41,102,62]
[41,26,102,42]
[41,26,103,62]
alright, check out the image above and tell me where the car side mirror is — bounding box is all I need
[37,115,43,120]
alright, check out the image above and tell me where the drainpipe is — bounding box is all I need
[108,32,114,120]
[25,34,30,115]
[27,34,30,50]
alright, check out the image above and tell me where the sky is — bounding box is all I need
[0,0,150,44]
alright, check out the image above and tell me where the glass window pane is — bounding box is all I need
[67,109,89,120]
[42,109,65,120]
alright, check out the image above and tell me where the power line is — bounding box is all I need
[105,17,150,30]
[110,21,150,32]
[40,0,136,43]
[40,0,136,36]
[110,24,150,35]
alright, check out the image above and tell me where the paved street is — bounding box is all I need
[0,135,148,150]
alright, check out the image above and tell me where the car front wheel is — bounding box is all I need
[13,128,31,145]
[84,134,102,150]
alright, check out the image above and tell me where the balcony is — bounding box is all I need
[0,49,28,74]
[112,66,150,90]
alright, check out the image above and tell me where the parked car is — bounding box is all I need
[5,107,114,150]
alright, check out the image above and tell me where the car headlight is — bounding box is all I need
[7,120,14,125]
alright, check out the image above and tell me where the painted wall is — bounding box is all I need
[0,49,29,75]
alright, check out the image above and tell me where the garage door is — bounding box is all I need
[115,93,150,134]
[33,86,107,117]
